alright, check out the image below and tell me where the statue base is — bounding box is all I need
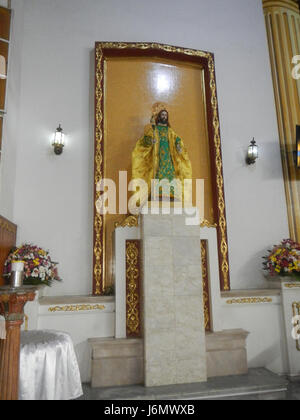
[141,208,206,386]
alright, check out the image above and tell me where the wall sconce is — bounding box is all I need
[294,125,300,168]
[246,138,258,165]
[52,124,65,155]
[0,55,6,79]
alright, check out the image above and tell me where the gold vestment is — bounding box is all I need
[132,124,192,201]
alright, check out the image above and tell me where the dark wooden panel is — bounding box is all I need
[0,215,17,286]
[0,40,8,58]
[0,7,11,41]
[0,78,7,110]
[0,41,8,111]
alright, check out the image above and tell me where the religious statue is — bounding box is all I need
[132,103,192,203]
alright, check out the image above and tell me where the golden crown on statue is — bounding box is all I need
[151,102,169,119]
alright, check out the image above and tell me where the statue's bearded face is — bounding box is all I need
[157,110,168,125]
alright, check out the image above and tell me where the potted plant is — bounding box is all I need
[263,239,300,281]
[3,243,61,287]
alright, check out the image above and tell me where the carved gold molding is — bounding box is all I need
[115,215,139,228]
[126,241,141,336]
[226,297,273,305]
[201,240,210,330]
[200,219,217,228]
[93,44,104,295]
[116,216,217,229]
[292,302,300,351]
[207,55,229,290]
[285,283,300,288]
[94,42,230,293]
[48,304,106,313]
[97,42,211,59]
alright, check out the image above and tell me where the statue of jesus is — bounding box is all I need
[132,103,192,202]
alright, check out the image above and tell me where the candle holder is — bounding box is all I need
[10,271,24,289]
[9,261,25,289]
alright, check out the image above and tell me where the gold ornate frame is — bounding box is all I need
[93,42,230,295]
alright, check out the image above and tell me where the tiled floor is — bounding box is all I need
[286,381,300,400]
[78,368,300,400]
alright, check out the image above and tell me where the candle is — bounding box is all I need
[11,261,24,272]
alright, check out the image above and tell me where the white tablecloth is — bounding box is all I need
[19,330,83,400]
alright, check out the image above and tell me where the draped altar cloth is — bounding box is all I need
[19,330,83,400]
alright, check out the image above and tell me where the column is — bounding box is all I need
[263,0,300,240]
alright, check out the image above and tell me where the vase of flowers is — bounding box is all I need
[263,239,300,281]
[3,244,61,287]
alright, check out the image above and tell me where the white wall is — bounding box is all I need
[1,0,289,295]
[221,300,288,374]
[24,295,287,382]
[0,0,24,219]
[0,1,9,8]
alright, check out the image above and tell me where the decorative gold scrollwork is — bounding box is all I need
[285,284,300,289]
[226,297,273,305]
[126,241,141,336]
[200,219,217,228]
[94,45,104,295]
[201,240,210,331]
[48,304,105,313]
[115,215,139,228]
[292,302,300,352]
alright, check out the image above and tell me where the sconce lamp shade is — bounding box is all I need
[246,138,258,165]
[296,125,300,169]
[0,55,6,79]
[52,124,65,155]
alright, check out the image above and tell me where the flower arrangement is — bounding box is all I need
[3,244,61,286]
[263,239,300,279]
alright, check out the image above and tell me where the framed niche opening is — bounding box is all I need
[93,42,230,295]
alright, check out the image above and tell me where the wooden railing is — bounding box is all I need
[0,215,17,286]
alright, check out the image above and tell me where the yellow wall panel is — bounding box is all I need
[104,57,214,285]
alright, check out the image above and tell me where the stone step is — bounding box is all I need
[206,329,249,378]
[81,368,288,400]
[89,329,249,388]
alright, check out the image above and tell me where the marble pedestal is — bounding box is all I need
[141,208,207,387]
